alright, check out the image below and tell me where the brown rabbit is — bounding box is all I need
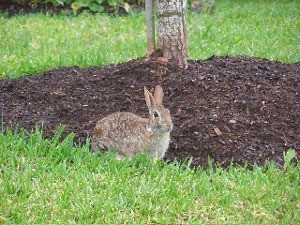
[91,85,173,159]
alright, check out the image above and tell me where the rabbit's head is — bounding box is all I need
[144,85,173,133]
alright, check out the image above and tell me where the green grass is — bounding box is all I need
[0,12,146,78]
[0,129,299,224]
[0,0,300,223]
[188,0,300,62]
[0,0,299,78]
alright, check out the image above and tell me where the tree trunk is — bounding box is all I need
[145,0,155,56]
[157,0,188,69]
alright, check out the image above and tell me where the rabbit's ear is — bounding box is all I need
[144,86,155,108]
[154,85,164,105]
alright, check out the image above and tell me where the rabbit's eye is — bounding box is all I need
[154,110,159,118]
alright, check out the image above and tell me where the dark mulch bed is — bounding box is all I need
[1,56,299,168]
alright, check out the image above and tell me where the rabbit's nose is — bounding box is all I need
[165,123,173,131]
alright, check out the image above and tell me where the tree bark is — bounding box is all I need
[157,0,188,69]
[145,0,155,56]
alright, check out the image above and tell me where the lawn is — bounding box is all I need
[1,129,299,224]
[0,0,300,224]
[0,0,299,78]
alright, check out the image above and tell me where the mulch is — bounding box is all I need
[1,55,299,168]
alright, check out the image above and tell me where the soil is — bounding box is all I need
[0,1,69,16]
[0,56,299,168]
[0,0,143,17]
[0,1,206,17]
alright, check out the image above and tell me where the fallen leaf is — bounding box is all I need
[213,127,223,136]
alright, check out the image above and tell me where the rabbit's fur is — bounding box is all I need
[91,85,173,159]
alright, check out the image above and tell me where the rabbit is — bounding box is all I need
[91,85,173,160]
